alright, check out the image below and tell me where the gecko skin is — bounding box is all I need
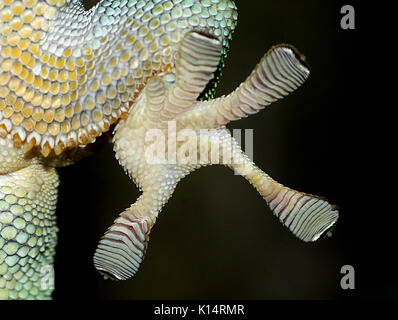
[0,0,339,299]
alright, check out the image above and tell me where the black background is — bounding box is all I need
[51,0,391,300]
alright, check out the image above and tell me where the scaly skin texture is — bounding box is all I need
[0,0,237,155]
[0,139,58,299]
[0,0,339,299]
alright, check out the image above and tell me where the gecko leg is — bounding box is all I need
[202,127,339,242]
[93,163,197,280]
[93,31,222,280]
[0,134,105,299]
[93,32,338,281]
[177,44,311,129]
[0,157,58,299]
